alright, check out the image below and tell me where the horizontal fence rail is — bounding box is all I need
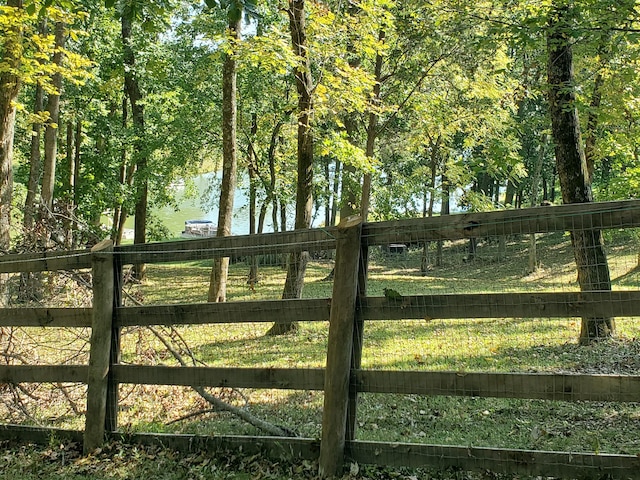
[115,228,339,265]
[0,365,89,383]
[116,299,332,326]
[0,307,92,327]
[361,291,640,320]
[3,290,639,330]
[2,199,639,272]
[355,370,640,402]
[4,364,638,403]
[0,424,637,480]
[347,441,640,479]
[362,199,640,245]
[112,365,325,390]
[0,249,92,273]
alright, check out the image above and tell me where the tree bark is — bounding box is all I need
[72,119,81,244]
[505,179,516,207]
[584,69,604,182]
[330,160,340,227]
[528,135,548,273]
[0,0,23,305]
[324,159,331,228]
[19,68,45,302]
[41,21,66,213]
[122,14,147,279]
[267,0,314,336]
[436,169,450,267]
[247,113,259,289]
[24,29,45,234]
[112,98,132,246]
[547,2,614,344]
[267,115,284,233]
[208,14,241,303]
[421,136,440,273]
[360,30,385,221]
[63,120,74,248]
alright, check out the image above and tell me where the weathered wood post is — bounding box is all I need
[84,239,115,453]
[105,253,122,433]
[319,216,362,479]
[346,239,368,441]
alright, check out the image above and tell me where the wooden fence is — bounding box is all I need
[1,199,640,478]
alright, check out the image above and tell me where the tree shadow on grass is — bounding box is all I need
[372,332,640,375]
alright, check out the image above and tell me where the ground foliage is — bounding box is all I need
[0,439,488,480]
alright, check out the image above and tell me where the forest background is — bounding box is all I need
[1,0,639,311]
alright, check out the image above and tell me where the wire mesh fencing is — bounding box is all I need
[1,200,640,477]
[353,203,640,464]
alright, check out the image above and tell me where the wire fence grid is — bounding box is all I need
[0,200,639,475]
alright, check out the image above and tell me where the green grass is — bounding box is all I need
[2,232,640,478]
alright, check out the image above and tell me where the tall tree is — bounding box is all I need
[40,21,66,214]
[0,0,23,304]
[547,1,614,344]
[121,6,147,278]
[266,0,313,336]
[0,0,24,237]
[23,19,47,234]
[208,0,242,303]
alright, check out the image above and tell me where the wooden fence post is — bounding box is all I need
[319,216,363,479]
[84,239,115,453]
[105,253,122,433]
[346,241,368,441]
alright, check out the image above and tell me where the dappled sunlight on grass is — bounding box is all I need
[355,393,640,454]
[137,260,334,305]
[360,318,582,372]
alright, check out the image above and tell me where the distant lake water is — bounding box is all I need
[124,172,326,238]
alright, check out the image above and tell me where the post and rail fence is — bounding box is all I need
[1,200,640,478]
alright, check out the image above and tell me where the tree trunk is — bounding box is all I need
[63,120,74,248]
[23,20,46,234]
[0,0,23,306]
[528,135,548,273]
[505,179,516,207]
[267,0,313,336]
[111,98,128,245]
[584,69,604,183]
[122,14,147,279]
[247,113,259,289]
[360,30,385,222]
[41,21,66,214]
[270,142,279,234]
[330,160,340,227]
[422,137,440,273]
[19,72,45,302]
[547,2,614,344]
[550,164,557,203]
[208,14,241,303]
[324,159,331,228]
[72,119,81,244]
[280,201,287,233]
[436,169,450,267]
[24,79,44,233]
